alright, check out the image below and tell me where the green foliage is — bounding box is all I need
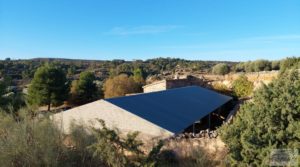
[67,66,76,77]
[103,74,140,98]
[0,80,6,105]
[0,110,65,167]
[88,120,143,167]
[280,57,300,72]
[0,107,218,167]
[211,83,232,96]
[27,64,70,111]
[271,60,280,70]
[234,60,274,72]
[219,71,300,166]
[253,59,271,72]
[70,71,99,105]
[133,68,145,84]
[0,79,25,113]
[232,75,254,98]
[212,63,230,75]
[0,58,236,84]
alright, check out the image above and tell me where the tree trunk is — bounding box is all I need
[47,103,51,111]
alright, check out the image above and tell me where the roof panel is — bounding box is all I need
[105,86,232,134]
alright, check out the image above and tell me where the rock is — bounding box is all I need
[195,133,201,138]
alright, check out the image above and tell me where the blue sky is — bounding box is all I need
[0,0,300,61]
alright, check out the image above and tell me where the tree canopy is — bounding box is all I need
[212,63,230,75]
[70,71,99,105]
[27,64,69,111]
[219,71,300,165]
[0,80,7,108]
[103,74,140,98]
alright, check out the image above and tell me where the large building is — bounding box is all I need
[52,86,232,139]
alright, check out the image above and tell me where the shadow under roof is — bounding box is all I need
[105,86,232,134]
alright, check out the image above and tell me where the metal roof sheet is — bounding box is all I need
[105,86,232,134]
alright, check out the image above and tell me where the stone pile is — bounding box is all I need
[168,129,218,141]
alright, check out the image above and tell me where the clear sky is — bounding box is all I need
[1,0,300,61]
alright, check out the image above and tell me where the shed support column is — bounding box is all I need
[208,113,211,131]
[193,123,195,137]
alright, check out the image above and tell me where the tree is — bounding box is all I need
[67,66,76,78]
[212,63,230,75]
[271,60,280,70]
[133,68,145,84]
[27,64,69,111]
[132,68,145,92]
[103,74,139,98]
[219,71,300,165]
[280,57,300,72]
[0,80,7,108]
[70,71,99,105]
[232,75,254,98]
[253,59,271,72]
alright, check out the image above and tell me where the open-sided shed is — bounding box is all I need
[52,86,232,139]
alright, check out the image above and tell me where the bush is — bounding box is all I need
[280,57,300,72]
[271,61,280,70]
[232,75,254,98]
[234,60,275,72]
[0,107,219,167]
[211,83,232,96]
[212,63,230,75]
[219,71,300,165]
[0,110,66,166]
[0,109,168,167]
[253,59,271,72]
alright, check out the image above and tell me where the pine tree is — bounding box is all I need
[27,64,69,111]
[70,71,99,104]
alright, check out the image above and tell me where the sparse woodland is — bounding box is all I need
[1,57,300,166]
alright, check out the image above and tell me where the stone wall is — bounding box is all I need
[201,70,279,89]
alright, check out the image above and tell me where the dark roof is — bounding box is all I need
[105,86,232,134]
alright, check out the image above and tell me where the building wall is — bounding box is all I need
[51,100,173,139]
[143,76,206,93]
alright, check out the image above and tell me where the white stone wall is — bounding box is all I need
[51,100,173,139]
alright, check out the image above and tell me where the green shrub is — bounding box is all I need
[271,61,280,70]
[0,110,66,167]
[0,109,168,167]
[219,71,300,165]
[232,75,254,98]
[253,59,271,72]
[0,108,217,167]
[212,63,230,75]
[280,57,300,72]
[212,83,232,96]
